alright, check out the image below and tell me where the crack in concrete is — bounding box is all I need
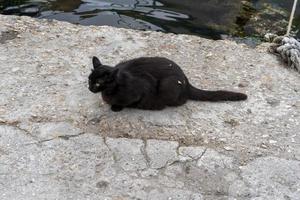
[176,144,208,162]
[57,132,84,140]
[0,121,37,140]
[103,137,117,163]
[142,142,208,171]
[0,120,19,126]
[153,160,181,172]
[197,148,208,161]
[141,139,151,168]
[23,132,85,146]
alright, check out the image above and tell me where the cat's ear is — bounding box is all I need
[92,56,102,69]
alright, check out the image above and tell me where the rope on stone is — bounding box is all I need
[265,0,300,73]
[266,34,300,72]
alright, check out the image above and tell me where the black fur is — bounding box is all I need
[88,56,247,112]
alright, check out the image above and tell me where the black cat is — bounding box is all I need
[88,56,247,112]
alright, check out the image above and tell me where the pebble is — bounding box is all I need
[238,81,248,88]
[266,98,280,107]
[292,101,300,108]
[12,67,20,72]
[261,144,268,149]
[262,134,269,138]
[224,146,235,151]
[291,138,295,143]
[269,140,277,144]
[206,52,213,58]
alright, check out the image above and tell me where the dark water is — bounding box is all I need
[0,0,299,39]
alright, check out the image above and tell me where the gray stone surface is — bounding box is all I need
[0,15,300,200]
[178,146,206,161]
[146,139,179,169]
[240,157,300,200]
[106,137,147,171]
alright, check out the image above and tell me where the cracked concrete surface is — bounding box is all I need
[0,15,300,200]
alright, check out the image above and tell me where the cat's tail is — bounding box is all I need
[188,84,247,101]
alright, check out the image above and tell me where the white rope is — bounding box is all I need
[265,1,300,73]
[286,0,298,36]
[269,37,300,72]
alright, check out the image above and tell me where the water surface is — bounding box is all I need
[1,0,299,39]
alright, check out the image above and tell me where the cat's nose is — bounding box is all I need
[90,89,98,93]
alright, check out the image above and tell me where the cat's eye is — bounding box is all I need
[95,83,100,87]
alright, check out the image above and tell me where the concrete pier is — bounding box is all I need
[0,15,300,200]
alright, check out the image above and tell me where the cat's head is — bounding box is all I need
[88,56,117,93]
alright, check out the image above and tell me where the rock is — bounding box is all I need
[243,3,288,37]
[238,81,248,88]
[224,146,235,151]
[160,0,242,38]
[11,67,20,72]
[20,6,40,16]
[0,30,19,44]
[2,4,40,17]
[266,97,280,107]
[96,180,109,189]
[224,118,240,127]
[269,140,277,144]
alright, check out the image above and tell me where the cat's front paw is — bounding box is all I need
[111,105,123,112]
